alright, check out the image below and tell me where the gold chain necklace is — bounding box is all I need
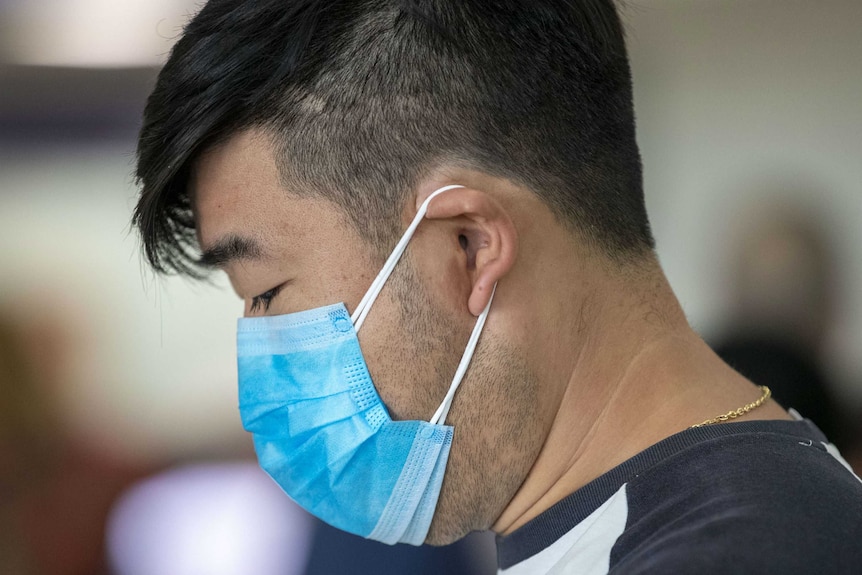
[691,386,771,428]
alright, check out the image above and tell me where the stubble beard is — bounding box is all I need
[424,334,543,545]
[387,256,544,545]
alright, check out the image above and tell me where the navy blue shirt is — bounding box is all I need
[497,418,862,574]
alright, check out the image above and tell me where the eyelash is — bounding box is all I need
[249,285,284,313]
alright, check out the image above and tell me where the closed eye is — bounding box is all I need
[249,284,284,314]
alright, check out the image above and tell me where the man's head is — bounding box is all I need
[135,0,654,544]
[135,0,652,275]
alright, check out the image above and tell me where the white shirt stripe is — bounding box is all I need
[499,484,628,575]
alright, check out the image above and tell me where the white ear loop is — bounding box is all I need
[351,184,466,331]
[429,284,496,426]
[349,183,497,426]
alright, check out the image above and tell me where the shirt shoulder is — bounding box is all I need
[496,419,862,575]
[610,426,862,574]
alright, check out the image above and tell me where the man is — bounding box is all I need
[133,0,862,572]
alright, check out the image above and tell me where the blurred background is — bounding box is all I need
[0,0,860,573]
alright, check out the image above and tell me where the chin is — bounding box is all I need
[423,529,463,547]
[422,512,474,546]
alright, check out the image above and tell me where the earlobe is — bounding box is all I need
[467,227,515,315]
[425,187,518,316]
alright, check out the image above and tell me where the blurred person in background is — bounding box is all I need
[713,203,857,457]
[0,309,146,575]
[131,0,862,574]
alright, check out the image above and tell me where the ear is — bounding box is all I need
[424,187,518,316]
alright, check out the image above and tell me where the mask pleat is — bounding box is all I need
[239,341,364,403]
[400,429,453,544]
[368,424,451,544]
[286,391,372,435]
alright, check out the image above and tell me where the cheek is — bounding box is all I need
[429,336,544,537]
[357,292,457,421]
[356,263,468,422]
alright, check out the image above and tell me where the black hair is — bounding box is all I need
[134,0,654,276]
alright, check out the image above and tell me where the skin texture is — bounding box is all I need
[191,129,793,544]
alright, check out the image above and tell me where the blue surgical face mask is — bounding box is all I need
[236,185,495,545]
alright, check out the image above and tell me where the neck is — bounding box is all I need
[492,254,790,535]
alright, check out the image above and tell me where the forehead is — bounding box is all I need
[191,129,355,257]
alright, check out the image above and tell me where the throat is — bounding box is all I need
[492,329,791,535]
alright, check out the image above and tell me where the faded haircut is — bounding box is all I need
[133,0,654,276]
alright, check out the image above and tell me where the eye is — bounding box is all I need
[249,284,284,314]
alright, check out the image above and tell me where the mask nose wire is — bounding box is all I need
[350,184,465,331]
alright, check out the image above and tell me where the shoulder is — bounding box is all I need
[611,424,862,574]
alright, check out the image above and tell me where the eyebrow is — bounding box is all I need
[198,234,266,268]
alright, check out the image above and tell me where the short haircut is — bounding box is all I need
[134,0,654,276]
